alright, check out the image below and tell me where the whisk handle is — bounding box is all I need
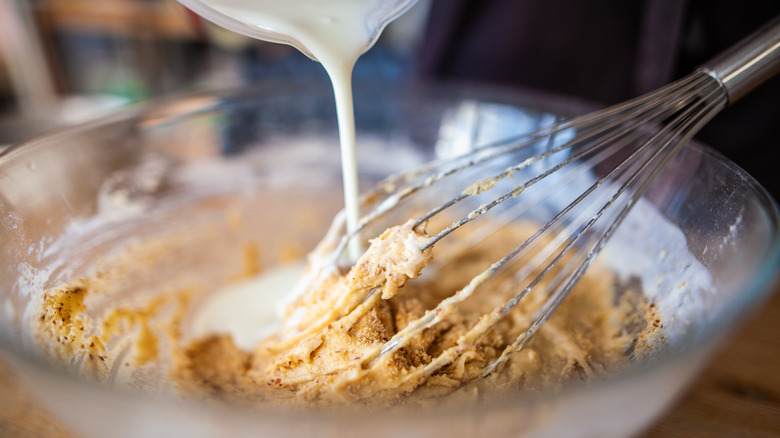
[701,15,780,105]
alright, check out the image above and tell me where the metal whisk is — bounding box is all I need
[314,17,780,386]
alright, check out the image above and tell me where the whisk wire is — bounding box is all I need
[359,73,728,378]
[413,74,720,246]
[328,73,718,270]
[479,78,728,377]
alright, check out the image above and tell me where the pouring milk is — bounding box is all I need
[178,0,418,261]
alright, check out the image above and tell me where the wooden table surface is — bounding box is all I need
[2,288,778,437]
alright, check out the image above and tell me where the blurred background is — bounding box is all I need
[0,0,778,195]
[0,0,431,145]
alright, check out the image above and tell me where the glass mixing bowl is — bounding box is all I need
[0,82,778,438]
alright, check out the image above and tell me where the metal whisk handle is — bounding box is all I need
[701,15,780,105]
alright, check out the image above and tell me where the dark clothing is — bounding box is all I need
[417,0,780,198]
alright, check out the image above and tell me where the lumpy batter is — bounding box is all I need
[31,198,658,408]
[172,219,653,407]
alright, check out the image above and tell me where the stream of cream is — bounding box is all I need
[183,0,413,346]
[190,0,402,261]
